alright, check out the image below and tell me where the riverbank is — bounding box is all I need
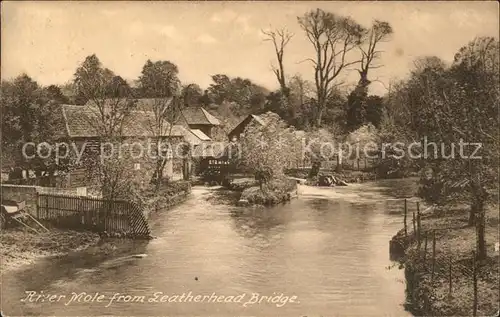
[286,168,377,183]
[0,228,100,274]
[391,204,499,316]
[142,181,191,219]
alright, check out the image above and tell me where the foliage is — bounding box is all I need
[240,177,297,205]
[206,74,269,115]
[1,74,73,179]
[238,112,301,187]
[181,83,204,107]
[137,59,185,187]
[73,55,145,200]
[381,37,499,259]
[138,60,180,98]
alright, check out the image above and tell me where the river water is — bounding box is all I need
[2,179,418,316]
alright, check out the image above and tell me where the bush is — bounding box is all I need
[240,177,297,205]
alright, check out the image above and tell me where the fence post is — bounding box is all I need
[45,196,49,220]
[431,230,436,282]
[423,233,428,269]
[412,208,417,237]
[417,202,422,250]
[472,250,478,316]
[404,199,408,238]
[448,255,453,296]
[36,192,39,219]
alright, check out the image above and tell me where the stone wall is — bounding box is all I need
[1,184,88,216]
[1,184,38,215]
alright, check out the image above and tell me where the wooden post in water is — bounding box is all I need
[404,199,408,238]
[431,230,436,282]
[472,250,478,316]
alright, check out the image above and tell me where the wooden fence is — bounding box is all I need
[36,193,150,238]
[397,198,482,316]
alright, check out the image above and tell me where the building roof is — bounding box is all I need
[85,99,221,126]
[190,129,211,141]
[181,107,220,126]
[60,104,187,138]
[227,113,268,139]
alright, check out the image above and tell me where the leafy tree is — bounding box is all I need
[207,74,269,116]
[44,85,70,104]
[303,128,337,177]
[346,123,378,170]
[346,89,384,131]
[137,59,184,187]
[382,37,499,260]
[74,54,139,199]
[138,60,180,98]
[0,74,67,182]
[74,54,137,137]
[238,112,298,188]
[365,95,384,128]
[346,86,368,131]
[181,83,204,107]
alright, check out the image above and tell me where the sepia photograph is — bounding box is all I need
[0,1,498,316]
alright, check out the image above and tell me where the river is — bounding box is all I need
[1,179,418,316]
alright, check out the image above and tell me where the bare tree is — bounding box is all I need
[298,9,365,127]
[262,27,294,96]
[357,20,393,87]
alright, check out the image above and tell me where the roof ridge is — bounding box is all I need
[60,105,72,137]
[200,107,221,125]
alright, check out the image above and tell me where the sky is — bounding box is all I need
[1,1,499,96]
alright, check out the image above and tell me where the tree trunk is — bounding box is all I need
[316,107,323,127]
[475,197,487,260]
[335,152,343,173]
[468,201,476,226]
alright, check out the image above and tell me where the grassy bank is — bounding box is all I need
[240,177,297,205]
[0,228,100,274]
[141,180,191,218]
[391,204,499,316]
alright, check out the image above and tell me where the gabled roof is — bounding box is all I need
[181,107,220,126]
[228,113,268,139]
[60,104,187,138]
[85,99,220,126]
[190,129,211,141]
